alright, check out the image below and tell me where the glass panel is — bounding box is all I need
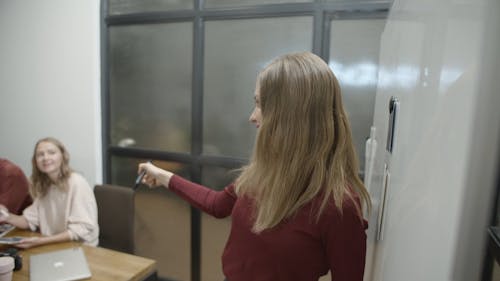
[493,263,500,281]
[109,22,192,153]
[205,0,310,8]
[111,156,191,281]
[109,0,193,15]
[204,17,313,159]
[200,166,238,281]
[329,19,385,171]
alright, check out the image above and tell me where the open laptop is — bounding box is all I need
[30,247,92,281]
[0,223,14,238]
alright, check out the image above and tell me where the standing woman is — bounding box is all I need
[138,52,370,281]
[0,137,99,248]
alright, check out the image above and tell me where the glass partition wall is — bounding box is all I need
[102,1,389,280]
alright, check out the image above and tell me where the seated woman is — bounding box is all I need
[0,158,32,215]
[0,137,99,248]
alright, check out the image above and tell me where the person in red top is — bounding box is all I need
[0,158,32,215]
[138,52,371,281]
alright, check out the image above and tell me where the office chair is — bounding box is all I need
[94,184,135,254]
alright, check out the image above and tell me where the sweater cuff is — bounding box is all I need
[168,175,183,191]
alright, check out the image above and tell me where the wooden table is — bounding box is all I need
[1,229,156,281]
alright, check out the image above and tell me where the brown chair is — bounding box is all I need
[94,184,135,254]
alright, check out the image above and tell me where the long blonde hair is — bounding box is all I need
[236,52,371,232]
[30,137,73,198]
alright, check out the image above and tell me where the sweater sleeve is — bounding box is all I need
[66,174,99,246]
[323,198,368,281]
[0,162,32,215]
[168,175,237,218]
[22,199,40,231]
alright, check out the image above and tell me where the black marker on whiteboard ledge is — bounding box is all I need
[134,160,153,190]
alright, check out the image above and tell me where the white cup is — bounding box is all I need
[0,256,14,281]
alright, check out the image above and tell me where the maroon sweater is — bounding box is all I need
[169,175,368,281]
[0,159,32,215]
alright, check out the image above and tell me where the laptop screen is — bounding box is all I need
[0,224,14,238]
[30,247,92,281]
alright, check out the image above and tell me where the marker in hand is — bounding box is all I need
[134,160,153,190]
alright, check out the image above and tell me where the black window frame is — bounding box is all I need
[100,1,391,280]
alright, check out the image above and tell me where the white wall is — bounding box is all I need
[0,0,101,185]
[365,0,500,280]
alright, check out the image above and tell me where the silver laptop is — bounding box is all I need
[30,247,92,281]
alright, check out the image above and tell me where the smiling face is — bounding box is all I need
[35,141,63,181]
[249,83,262,128]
